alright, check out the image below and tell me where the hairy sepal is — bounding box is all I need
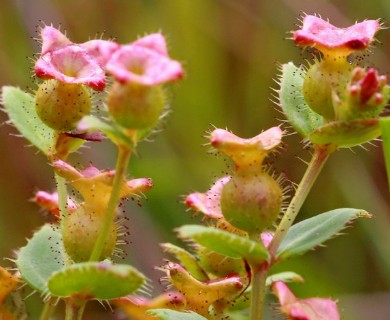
[278,62,324,137]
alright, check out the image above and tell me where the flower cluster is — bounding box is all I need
[34,26,183,132]
[35,26,183,90]
[293,15,388,123]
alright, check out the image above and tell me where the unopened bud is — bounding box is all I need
[107,82,165,130]
[221,172,282,234]
[35,80,91,131]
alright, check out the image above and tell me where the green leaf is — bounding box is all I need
[380,117,390,190]
[147,309,208,320]
[277,208,371,260]
[81,115,134,147]
[278,62,324,137]
[16,224,65,293]
[2,86,56,155]
[176,225,269,264]
[265,271,304,286]
[160,243,208,281]
[47,261,146,299]
[309,119,381,148]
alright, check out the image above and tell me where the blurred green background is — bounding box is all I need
[1,0,390,319]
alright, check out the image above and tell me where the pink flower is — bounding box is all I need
[106,34,183,86]
[294,15,380,54]
[35,26,109,90]
[210,127,283,170]
[185,177,231,219]
[35,45,106,91]
[52,160,153,206]
[272,281,340,320]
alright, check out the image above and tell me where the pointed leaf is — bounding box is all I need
[309,119,380,148]
[176,225,269,264]
[161,243,208,281]
[380,117,390,190]
[277,208,370,260]
[147,309,207,320]
[266,272,304,286]
[16,224,65,293]
[2,86,56,155]
[47,262,146,300]
[278,62,324,137]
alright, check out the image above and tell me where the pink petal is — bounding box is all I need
[272,281,340,320]
[80,39,120,68]
[40,26,72,55]
[272,281,297,305]
[185,177,231,219]
[359,68,380,104]
[294,15,380,52]
[260,232,274,248]
[35,45,106,91]
[106,45,183,86]
[125,178,153,194]
[132,33,168,56]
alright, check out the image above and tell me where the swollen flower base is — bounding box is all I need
[1,14,389,320]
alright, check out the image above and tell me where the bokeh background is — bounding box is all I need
[1,0,390,319]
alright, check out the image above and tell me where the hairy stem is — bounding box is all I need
[268,145,333,256]
[89,145,132,261]
[65,299,86,320]
[250,264,268,320]
[55,173,67,222]
[39,299,56,320]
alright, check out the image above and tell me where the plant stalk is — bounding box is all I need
[249,264,268,320]
[55,173,67,223]
[39,299,57,320]
[268,144,333,256]
[89,145,132,261]
[65,299,86,320]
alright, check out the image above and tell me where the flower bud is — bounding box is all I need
[221,171,282,234]
[62,205,117,262]
[35,80,91,131]
[107,82,165,130]
[303,59,353,120]
[210,128,283,235]
[197,246,245,277]
[338,67,390,120]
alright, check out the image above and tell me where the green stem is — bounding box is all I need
[39,299,57,320]
[65,299,86,320]
[55,173,67,222]
[268,145,333,256]
[89,145,132,261]
[249,264,268,320]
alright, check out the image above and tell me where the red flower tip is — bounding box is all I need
[294,15,380,54]
[359,68,380,104]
